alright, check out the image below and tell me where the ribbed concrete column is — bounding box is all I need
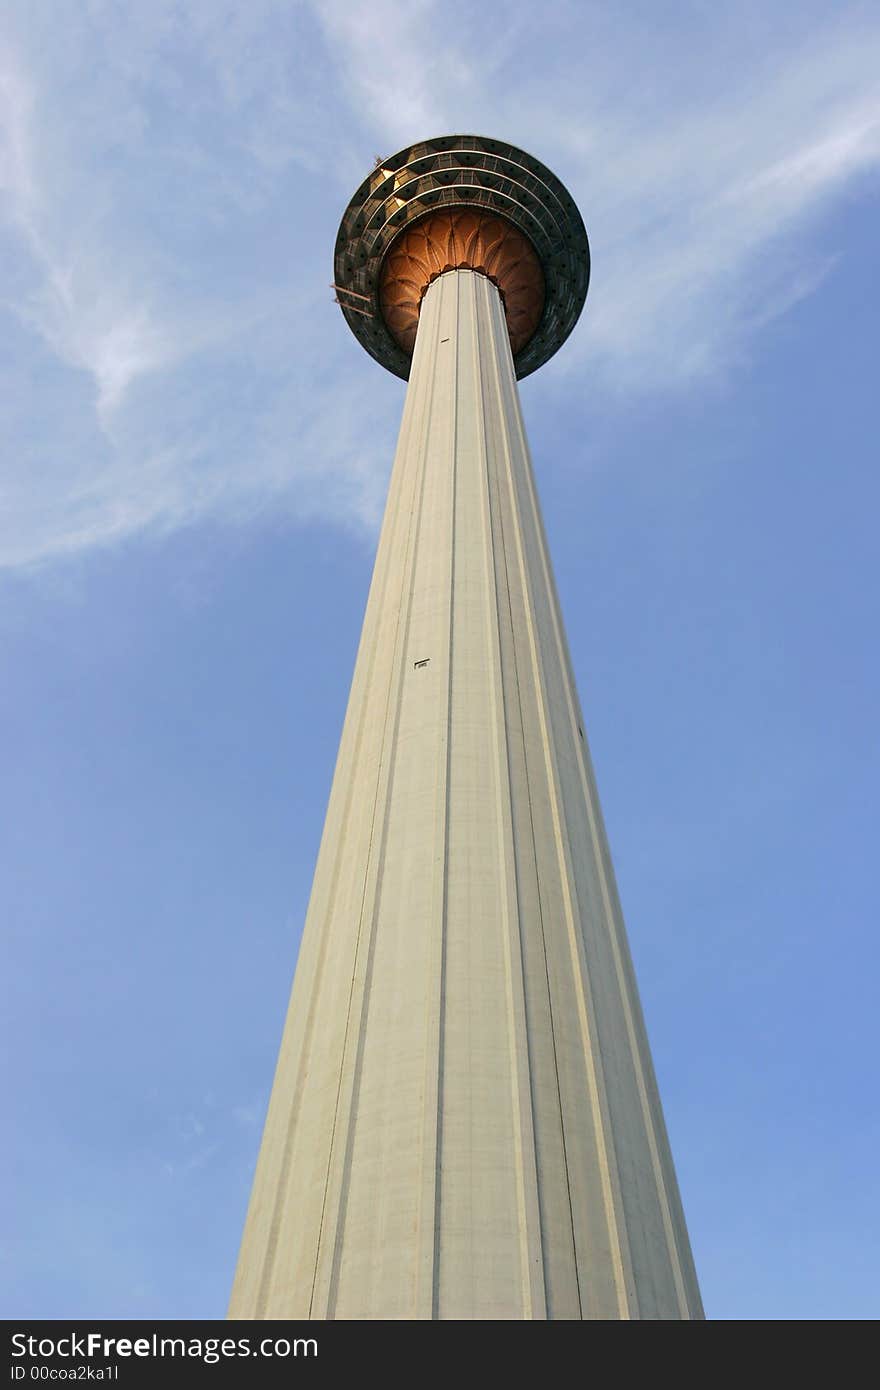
[229,269,703,1320]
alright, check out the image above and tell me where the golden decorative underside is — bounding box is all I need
[380,208,545,357]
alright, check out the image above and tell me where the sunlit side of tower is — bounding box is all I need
[229,136,703,1320]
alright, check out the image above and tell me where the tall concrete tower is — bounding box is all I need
[229,136,703,1320]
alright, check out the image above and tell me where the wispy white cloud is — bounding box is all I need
[314,0,515,143]
[0,39,193,426]
[0,4,399,568]
[0,50,33,205]
[0,1,878,570]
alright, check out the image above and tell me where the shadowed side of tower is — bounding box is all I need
[229,138,703,1321]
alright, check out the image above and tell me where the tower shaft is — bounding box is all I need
[230,268,702,1320]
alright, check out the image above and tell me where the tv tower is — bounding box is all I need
[229,136,703,1320]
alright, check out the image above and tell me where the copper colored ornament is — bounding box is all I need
[380,208,545,358]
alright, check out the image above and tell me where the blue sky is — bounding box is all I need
[2,1,878,1320]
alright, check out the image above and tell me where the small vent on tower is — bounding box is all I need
[414,658,430,670]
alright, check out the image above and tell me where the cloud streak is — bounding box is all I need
[1,1,878,569]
